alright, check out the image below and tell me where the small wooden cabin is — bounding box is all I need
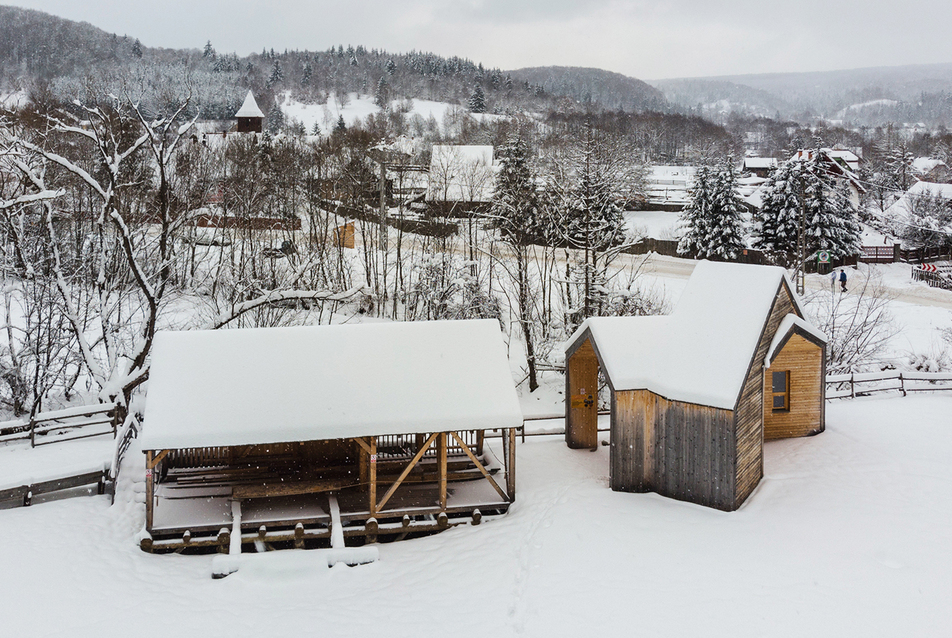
[140,319,522,553]
[565,261,826,511]
[235,91,264,134]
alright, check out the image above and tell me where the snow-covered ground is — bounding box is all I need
[2,254,951,636]
[2,394,951,636]
[280,92,504,135]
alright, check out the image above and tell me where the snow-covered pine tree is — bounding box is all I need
[374,76,390,108]
[679,160,747,261]
[677,164,713,258]
[268,60,283,87]
[704,158,747,260]
[267,103,284,134]
[301,61,312,86]
[132,39,142,59]
[335,115,346,133]
[468,85,486,113]
[754,152,862,265]
[203,40,214,58]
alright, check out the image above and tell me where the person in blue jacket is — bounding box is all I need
[839,268,848,292]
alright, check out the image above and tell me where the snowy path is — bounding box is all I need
[0,436,114,492]
[2,395,951,637]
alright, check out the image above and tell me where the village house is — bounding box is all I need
[564,261,826,511]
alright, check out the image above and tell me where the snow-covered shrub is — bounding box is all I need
[904,345,952,373]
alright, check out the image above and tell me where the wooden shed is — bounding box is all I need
[140,319,522,553]
[565,261,826,511]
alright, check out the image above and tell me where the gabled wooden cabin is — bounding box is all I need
[565,261,826,511]
[140,319,522,553]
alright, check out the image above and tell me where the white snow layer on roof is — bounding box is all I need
[766,314,828,367]
[568,261,802,410]
[235,91,265,119]
[141,319,523,450]
[884,181,952,218]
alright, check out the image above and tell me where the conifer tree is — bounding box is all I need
[754,151,862,265]
[468,85,486,113]
[203,40,214,58]
[677,160,746,260]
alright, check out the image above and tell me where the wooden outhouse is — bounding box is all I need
[565,261,826,511]
[140,319,522,553]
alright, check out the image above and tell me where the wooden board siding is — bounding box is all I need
[732,279,799,509]
[612,390,736,511]
[764,333,825,440]
[566,338,599,450]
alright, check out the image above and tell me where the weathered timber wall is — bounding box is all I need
[732,279,798,509]
[566,338,599,450]
[764,334,825,439]
[612,389,737,511]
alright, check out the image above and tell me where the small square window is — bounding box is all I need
[771,370,790,411]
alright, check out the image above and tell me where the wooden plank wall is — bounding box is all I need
[566,339,599,450]
[764,334,825,439]
[612,390,736,511]
[732,281,798,509]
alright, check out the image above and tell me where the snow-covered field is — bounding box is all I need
[280,92,504,134]
[2,394,951,636]
[2,257,951,637]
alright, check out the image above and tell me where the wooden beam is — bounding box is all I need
[376,433,437,513]
[450,431,509,502]
[232,478,347,499]
[439,432,447,511]
[507,427,516,500]
[353,437,372,455]
[147,449,170,469]
[369,436,377,518]
[145,450,154,531]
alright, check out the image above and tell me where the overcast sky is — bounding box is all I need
[11,0,952,79]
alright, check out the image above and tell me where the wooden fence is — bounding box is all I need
[826,370,952,399]
[0,404,118,448]
[0,467,110,509]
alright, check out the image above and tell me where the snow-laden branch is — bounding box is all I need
[210,287,368,330]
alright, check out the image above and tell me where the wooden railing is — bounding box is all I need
[826,370,952,399]
[0,403,118,448]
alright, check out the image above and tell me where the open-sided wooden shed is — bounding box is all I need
[565,261,826,511]
[140,319,522,553]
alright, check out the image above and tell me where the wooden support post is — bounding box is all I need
[369,436,377,518]
[145,450,154,531]
[439,432,448,512]
[217,528,230,554]
[294,523,305,549]
[476,430,485,456]
[507,427,516,500]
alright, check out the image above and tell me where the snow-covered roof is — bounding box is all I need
[884,181,952,219]
[912,158,945,175]
[645,165,697,205]
[566,261,805,410]
[427,145,496,203]
[141,319,523,450]
[235,91,265,119]
[766,314,828,367]
[743,158,778,170]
